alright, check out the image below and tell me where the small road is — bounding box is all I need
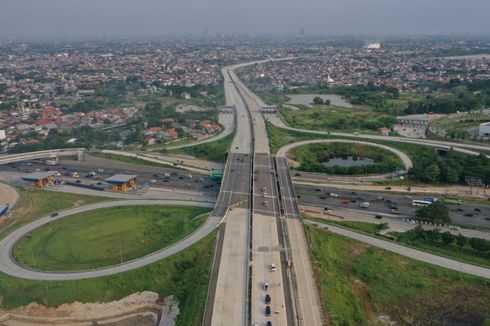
[306,219,490,279]
[266,114,490,157]
[276,138,413,170]
[0,199,215,281]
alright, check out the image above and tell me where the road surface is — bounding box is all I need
[0,199,215,280]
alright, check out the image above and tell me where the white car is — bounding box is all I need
[52,171,61,177]
[330,193,338,197]
[271,263,276,272]
[263,282,270,291]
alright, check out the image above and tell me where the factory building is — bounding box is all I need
[478,122,490,137]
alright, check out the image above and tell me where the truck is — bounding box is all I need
[360,202,370,208]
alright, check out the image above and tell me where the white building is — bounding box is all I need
[478,122,490,137]
[0,130,6,140]
[367,42,381,49]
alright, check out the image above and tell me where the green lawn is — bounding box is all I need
[13,205,210,271]
[0,188,109,241]
[170,132,234,163]
[289,142,404,175]
[307,225,490,326]
[1,231,216,326]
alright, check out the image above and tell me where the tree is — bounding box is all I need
[441,231,455,245]
[325,99,331,105]
[456,233,467,248]
[312,96,324,105]
[423,164,441,183]
[426,228,441,243]
[469,237,488,252]
[415,202,450,223]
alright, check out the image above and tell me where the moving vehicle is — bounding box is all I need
[0,204,9,217]
[444,198,462,205]
[270,263,276,272]
[391,209,401,214]
[360,202,370,208]
[265,294,271,304]
[263,201,269,206]
[263,282,269,291]
[50,212,59,218]
[45,160,57,166]
[412,199,432,207]
[266,322,272,326]
[423,196,438,203]
[374,215,382,219]
[330,193,339,197]
[265,306,271,316]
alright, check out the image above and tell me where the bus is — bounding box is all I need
[412,200,432,207]
[444,198,462,205]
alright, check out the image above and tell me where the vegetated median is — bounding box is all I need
[13,205,211,271]
[90,151,173,168]
[306,224,490,326]
[289,142,404,175]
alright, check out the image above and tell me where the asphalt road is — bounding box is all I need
[276,138,414,170]
[306,220,490,279]
[0,199,215,280]
[294,184,490,229]
[266,114,490,157]
[0,158,220,198]
[275,157,324,326]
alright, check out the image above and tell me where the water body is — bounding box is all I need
[322,156,374,167]
[286,94,352,108]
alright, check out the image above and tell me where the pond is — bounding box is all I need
[286,94,352,108]
[322,156,374,167]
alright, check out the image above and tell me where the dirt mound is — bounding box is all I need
[0,291,177,326]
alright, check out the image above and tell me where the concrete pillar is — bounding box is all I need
[77,150,84,161]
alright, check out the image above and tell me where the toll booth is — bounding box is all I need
[104,174,137,191]
[21,172,55,188]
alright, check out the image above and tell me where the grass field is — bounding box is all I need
[0,189,108,241]
[279,105,396,134]
[170,132,234,163]
[1,231,216,326]
[13,205,210,271]
[307,218,388,235]
[289,142,404,175]
[306,225,490,325]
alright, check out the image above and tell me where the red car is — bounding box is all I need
[342,200,350,205]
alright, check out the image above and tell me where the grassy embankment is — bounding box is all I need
[13,205,210,271]
[168,132,234,163]
[307,225,490,325]
[0,188,108,241]
[308,217,490,268]
[90,151,174,168]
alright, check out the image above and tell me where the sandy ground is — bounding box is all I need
[0,292,176,326]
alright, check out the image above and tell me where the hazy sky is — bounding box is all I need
[1,0,489,38]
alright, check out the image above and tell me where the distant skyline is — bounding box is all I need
[1,0,490,38]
